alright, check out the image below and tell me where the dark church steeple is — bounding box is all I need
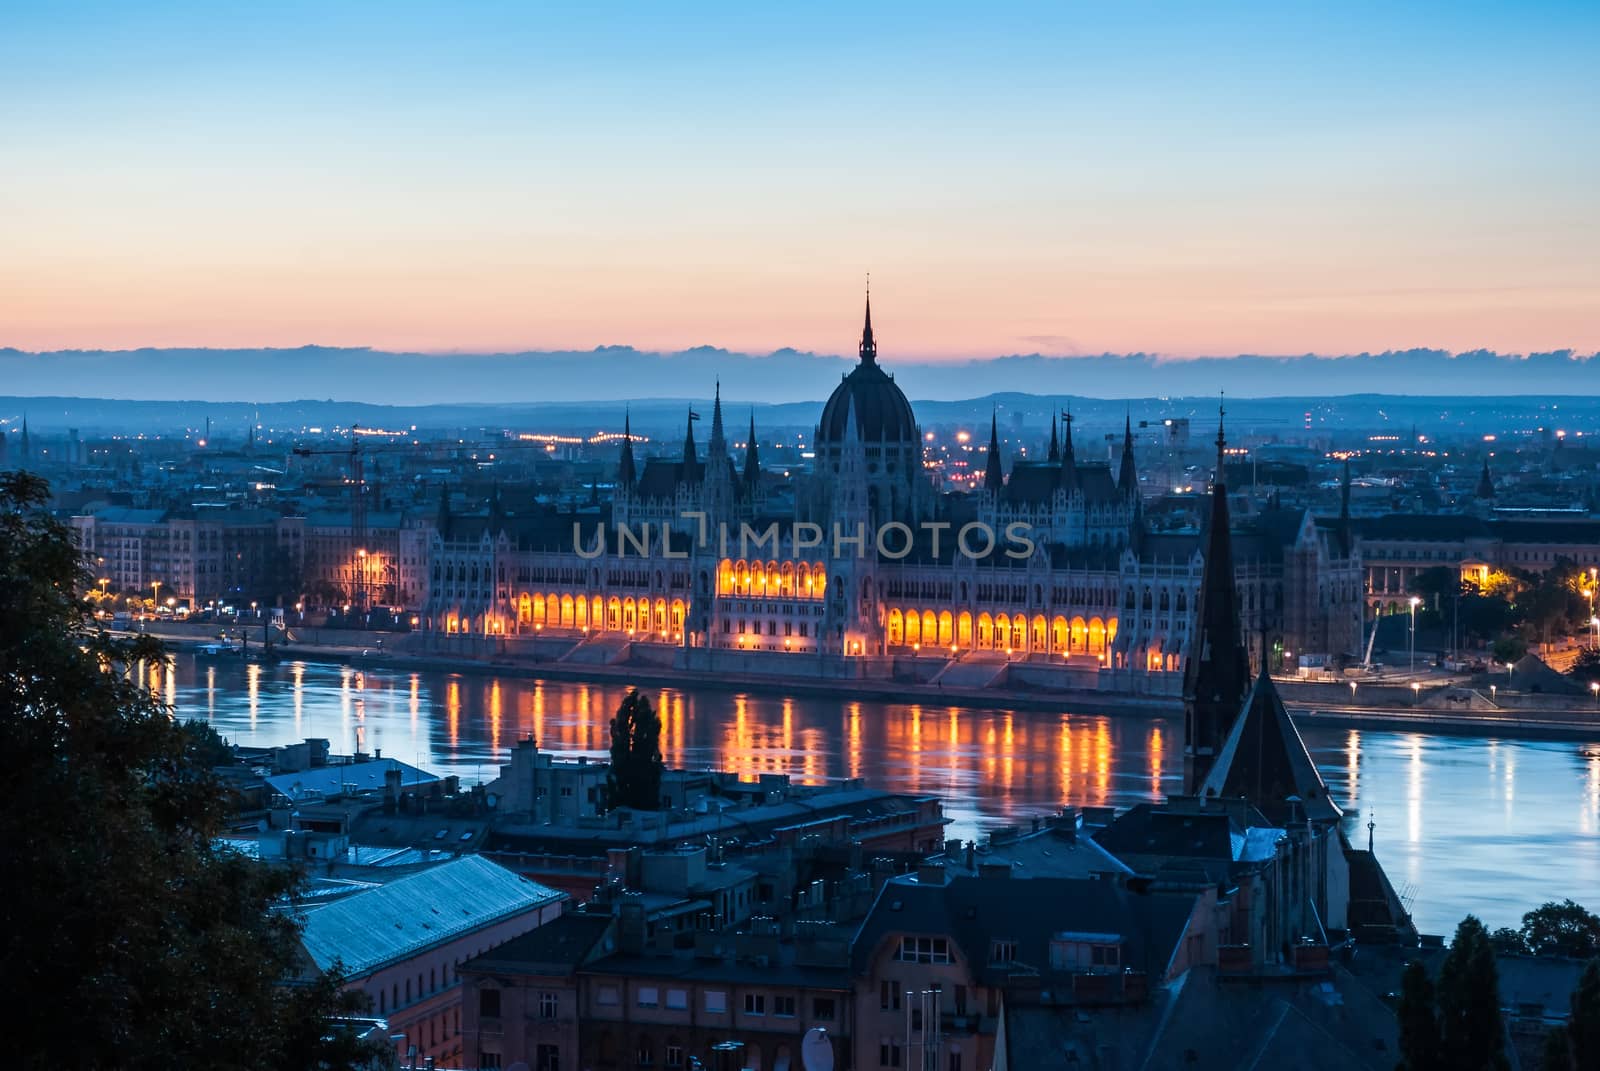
[1476,455,1495,500]
[985,410,1005,491]
[1183,401,1252,793]
[743,410,761,491]
[618,409,637,490]
[709,380,726,454]
[1118,409,1138,496]
[1047,412,1060,463]
[1059,405,1077,492]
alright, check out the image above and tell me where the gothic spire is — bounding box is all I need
[1183,400,1251,794]
[1338,456,1353,556]
[1118,408,1138,496]
[985,409,1005,491]
[19,413,29,461]
[618,408,637,489]
[1476,454,1495,500]
[1060,405,1078,492]
[743,410,761,490]
[709,379,726,452]
[1047,412,1060,463]
[859,286,877,366]
[682,405,698,470]
[435,481,452,536]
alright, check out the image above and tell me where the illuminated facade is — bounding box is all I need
[420,300,1364,689]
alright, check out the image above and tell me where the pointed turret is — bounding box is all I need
[1059,405,1078,492]
[1047,412,1060,463]
[1118,409,1138,496]
[984,410,1005,491]
[618,409,637,490]
[709,380,727,454]
[859,289,877,366]
[1475,455,1495,500]
[1200,664,1341,824]
[742,410,761,491]
[488,482,507,531]
[1183,403,1252,794]
[435,481,452,537]
[19,413,30,461]
[682,406,699,470]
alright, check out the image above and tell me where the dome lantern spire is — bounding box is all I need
[859,278,877,366]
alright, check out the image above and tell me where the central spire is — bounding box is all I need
[859,282,877,366]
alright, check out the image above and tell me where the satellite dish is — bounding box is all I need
[801,1027,834,1071]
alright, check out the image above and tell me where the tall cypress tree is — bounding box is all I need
[1437,915,1509,1071]
[1396,960,1443,1071]
[606,688,664,810]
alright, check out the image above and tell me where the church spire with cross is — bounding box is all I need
[1183,396,1252,793]
[859,279,877,366]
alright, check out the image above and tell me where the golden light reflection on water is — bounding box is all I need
[161,655,1600,935]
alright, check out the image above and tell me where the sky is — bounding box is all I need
[2,1,1596,360]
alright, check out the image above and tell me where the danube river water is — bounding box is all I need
[164,653,1600,935]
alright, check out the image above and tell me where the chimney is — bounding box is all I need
[965,840,976,872]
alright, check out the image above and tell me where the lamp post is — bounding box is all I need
[1411,681,1421,706]
[1409,596,1420,674]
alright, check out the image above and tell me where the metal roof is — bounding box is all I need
[267,758,437,803]
[298,855,564,976]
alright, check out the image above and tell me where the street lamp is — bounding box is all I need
[1408,596,1421,673]
[1490,684,1497,704]
[1411,681,1421,706]
[1349,681,1357,704]
[1592,681,1598,708]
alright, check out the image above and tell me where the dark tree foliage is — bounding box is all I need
[1567,647,1600,684]
[1539,1025,1573,1071]
[1437,915,1509,1071]
[1488,927,1528,956]
[1396,959,1444,1071]
[1572,959,1600,1071]
[0,472,380,1070]
[606,687,664,811]
[1520,900,1600,960]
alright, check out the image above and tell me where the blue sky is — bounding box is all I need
[2,1,1595,358]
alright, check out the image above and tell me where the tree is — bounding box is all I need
[1396,959,1444,1071]
[1437,915,1509,1071]
[1520,900,1600,959]
[1489,927,1528,956]
[1571,958,1600,1071]
[606,687,664,811]
[1540,1025,1573,1071]
[1492,634,1528,666]
[1567,647,1600,683]
[0,471,380,1070]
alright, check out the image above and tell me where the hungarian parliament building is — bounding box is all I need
[422,301,1365,692]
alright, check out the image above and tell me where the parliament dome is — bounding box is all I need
[816,297,919,446]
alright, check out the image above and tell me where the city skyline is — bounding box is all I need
[3,2,1596,358]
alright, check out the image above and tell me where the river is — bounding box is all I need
[165,653,1600,935]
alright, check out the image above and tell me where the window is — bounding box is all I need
[773,995,796,1017]
[478,988,501,1018]
[896,937,952,964]
[880,981,901,1010]
[948,1049,963,1071]
[637,1040,654,1066]
[538,991,559,1019]
[666,988,688,1010]
[990,940,1017,965]
[705,990,727,1014]
[638,986,659,1009]
[665,1044,685,1068]
[480,1054,502,1069]
[744,993,766,1015]
[534,1043,561,1071]
[597,984,620,1006]
[813,996,837,1020]
[879,1039,903,1068]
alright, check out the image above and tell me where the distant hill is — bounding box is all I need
[1,344,1596,408]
